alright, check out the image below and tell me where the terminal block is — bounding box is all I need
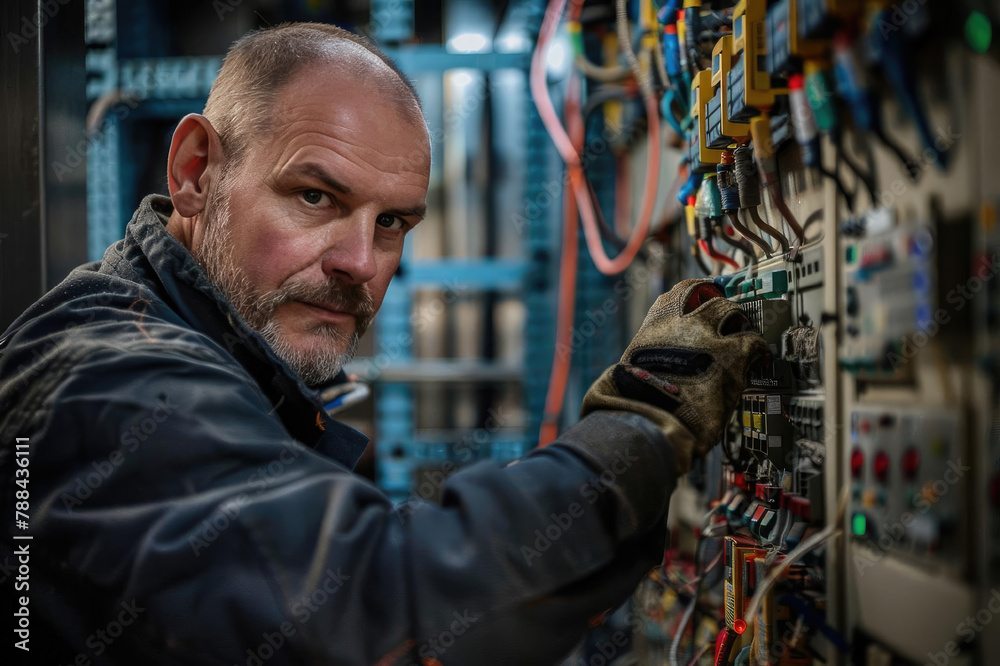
[740,296,794,390]
[765,0,824,74]
[765,0,861,75]
[789,396,824,443]
[797,0,862,41]
[726,268,790,301]
[729,0,788,122]
[689,69,725,172]
[741,393,794,463]
[708,35,750,148]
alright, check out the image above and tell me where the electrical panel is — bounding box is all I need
[840,214,937,377]
[558,0,1000,664]
[847,406,966,568]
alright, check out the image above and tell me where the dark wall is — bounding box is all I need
[0,0,88,330]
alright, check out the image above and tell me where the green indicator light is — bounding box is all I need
[852,513,867,537]
[966,11,992,54]
[846,246,856,264]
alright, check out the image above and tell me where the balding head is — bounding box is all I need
[204,22,425,168]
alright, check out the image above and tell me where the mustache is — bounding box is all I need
[270,279,373,318]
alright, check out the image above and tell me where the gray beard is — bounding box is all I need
[191,175,373,386]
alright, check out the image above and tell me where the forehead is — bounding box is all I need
[257,60,430,185]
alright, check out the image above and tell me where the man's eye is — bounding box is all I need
[376,214,405,231]
[301,190,327,206]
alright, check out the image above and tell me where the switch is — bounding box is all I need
[789,496,810,520]
[846,286,859,316]
[851,512,868,538]
[743,501,760,527]
[756,484,782,507]
[727,493,749,524]
[758,510,778,540]
[749,504,768,536]
[850,447,864,479]
[902,446,920,480]
[874,451,890,483]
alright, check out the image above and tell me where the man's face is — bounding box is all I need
[194,63,430,385]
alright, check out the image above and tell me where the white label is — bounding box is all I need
[766,395,781,414]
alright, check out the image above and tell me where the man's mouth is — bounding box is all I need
[296,301,357,323]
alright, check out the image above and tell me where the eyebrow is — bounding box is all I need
[391,204,427,221]
[286,163,353,196]
[285,162,427,221]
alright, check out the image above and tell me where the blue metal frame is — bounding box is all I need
[84,0,563,502]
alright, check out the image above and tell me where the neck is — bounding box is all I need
[165,210,198,251]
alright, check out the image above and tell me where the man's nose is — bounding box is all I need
[319,216,378,285]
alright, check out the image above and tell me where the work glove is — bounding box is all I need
[581,278,770,474]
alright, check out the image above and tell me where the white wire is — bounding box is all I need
[669,589,698,666]
[742,487,847,628]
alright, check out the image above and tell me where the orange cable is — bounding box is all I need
[539,68,584,447]
[530,0,662,276]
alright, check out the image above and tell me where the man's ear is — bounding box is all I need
[167,114,225,218]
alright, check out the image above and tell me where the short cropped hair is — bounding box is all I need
[203,22,423,168]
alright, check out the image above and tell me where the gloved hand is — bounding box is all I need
[581,278,770,474]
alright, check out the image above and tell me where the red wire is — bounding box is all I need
[698,238,740,271]
[530,0,662,275]
[615,153,631,238]
[538,12,584,447]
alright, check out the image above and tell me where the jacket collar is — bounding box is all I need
[123,194,370,470]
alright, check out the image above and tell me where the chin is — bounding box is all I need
[258,319,356,386]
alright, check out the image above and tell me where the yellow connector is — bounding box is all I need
[790,0,862,57]
[601,32,624,138]
[638,0,659,56]
[733,0,787,110]
[789,0,827,58]
[686,199,698,238]
[691,69,725,165]
[639,0,657,35]
[712,35,750,140]
[750,116,774,159]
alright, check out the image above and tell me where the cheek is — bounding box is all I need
[369,252,401,309]
[228,209,321,290]
[235,229,298,288]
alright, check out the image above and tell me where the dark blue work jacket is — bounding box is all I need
[0,195,677,665]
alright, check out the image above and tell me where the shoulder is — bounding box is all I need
[0,278,257,429]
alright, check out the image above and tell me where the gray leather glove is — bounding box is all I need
[581,278,770,474]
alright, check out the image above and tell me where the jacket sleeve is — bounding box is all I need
[27,341,678,665]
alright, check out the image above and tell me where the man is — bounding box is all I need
[0,23,767,665]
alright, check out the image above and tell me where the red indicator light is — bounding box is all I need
[902,447,920,480]
[874,451,890,482]
[734,619,747,634]
[860,420,871,434]
[850,448,864,479]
